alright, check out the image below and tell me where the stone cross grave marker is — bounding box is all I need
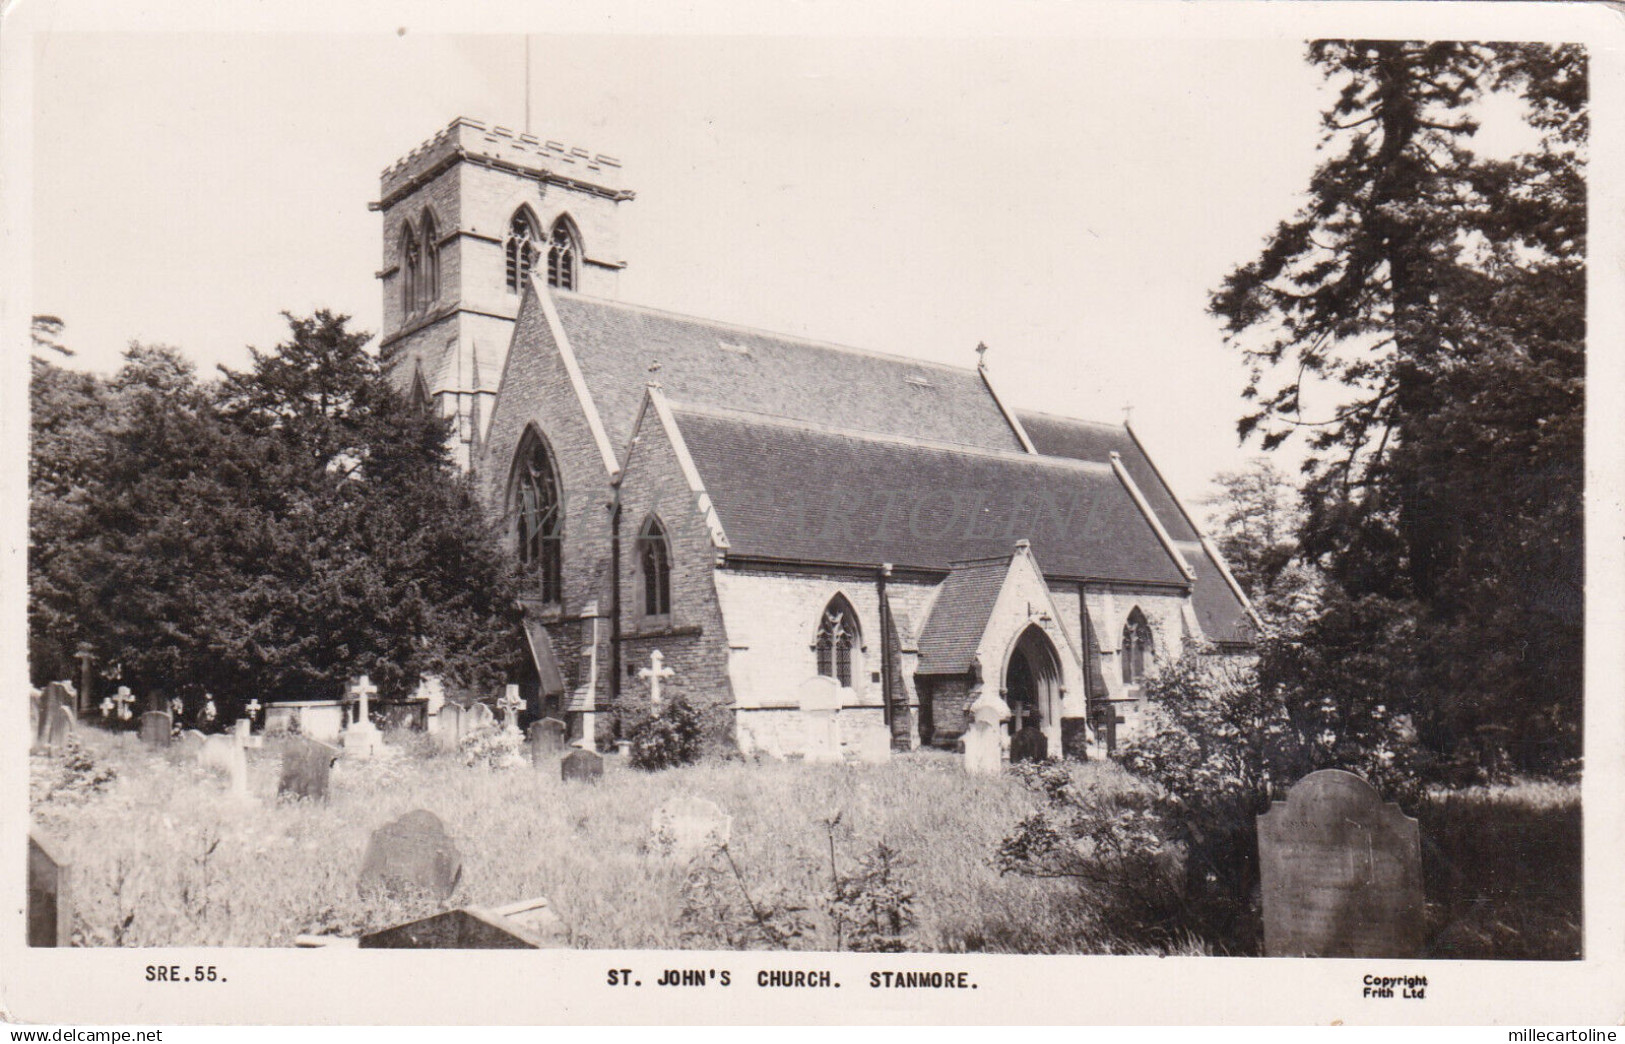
[112,685,135,722]
[278,735,340,802]
[796,675,843,764]
[140,710,173,747]
[358,810,462,900]
[343,674,382,760]
[1010,725,1048,764]
[245,697,262,720]
[638,649,675,708]
[199,734,249,798]
[561,748,604,784]
[498,684,524,732]
[1257,769,1424,958]
[528,718,567,766]
[648,796,732,863]
[28,833,72,947]
[963,690,1012,776]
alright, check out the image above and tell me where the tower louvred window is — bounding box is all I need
[401,224,420,314]
[420,211,440,309]
[547,218,578,290]
[506,209,540,292]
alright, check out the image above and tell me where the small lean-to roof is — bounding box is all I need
[552,292,1026,454]
[667,402,1189,586]
[915,558,1010,675]
[1016,408,1255,644]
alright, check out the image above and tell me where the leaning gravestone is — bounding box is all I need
[358,810,463,900]
[649,796,732,863]
[278,736,340,802]
[561,748,604,784]
[140,710,173,747]
[528,718,567,765]
[1010,726,1048,764]
[28,833,71,947]
[1257,769,1424,958]
[797,676,843,764]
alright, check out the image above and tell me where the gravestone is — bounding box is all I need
[649,796,732,863]
[233,718,252,746]
[278,736,340,802]
[47,704,77,750]
[34,682,73,750]
[1257,769,1424,958]
[359,908,544,949]
[855,724,892,765]
[1010,726,1048,764]
[528,718,567,765]
[179,729,207,755]
[963,690,1012,776]
[140,711,173,747]
[358,810,462,900]
[27,833,71,947]
[467,702,495,732]
[435,703,468,750]
[561,748,604,784]
[342,675,382,760]
[29,688,42,738]
[199,734,249,797]
[797,676,843,765]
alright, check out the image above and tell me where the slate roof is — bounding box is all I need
[1016,409,1255,644]
[915,558,1010,675]
[553,292,1025,453]
[668,403,1189,585]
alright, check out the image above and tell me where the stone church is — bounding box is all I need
[374,117,1258,760]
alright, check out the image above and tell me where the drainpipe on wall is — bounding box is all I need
[608,484,623,738]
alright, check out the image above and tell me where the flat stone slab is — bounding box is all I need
[1257,769,1424,958]
[28,833,71,947]
[358,810,462,900]
[359,907,547,949]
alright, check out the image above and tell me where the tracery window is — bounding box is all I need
[815,596,861,689]
[1122,609,1154,686]
[638,516,672,620]
[420,211,440,309]
[400,224,420,314]
[547,217,579,290]
[505,209,540,292]
[513,428,563,604]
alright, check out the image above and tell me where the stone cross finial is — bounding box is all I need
[637,650,676,707]
[1122,402,1134,425]
[498,684,524,731]
[976,342,989,368]
[348,675,378,726]
[112,685,135,721]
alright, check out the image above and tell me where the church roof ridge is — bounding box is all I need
[1014,405,1127,433]
[551,288,989,379]
[661,397,1115,475]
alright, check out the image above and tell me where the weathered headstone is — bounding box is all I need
[278,736,340,802]
[963,690,1012,776]
[140,710,173,747]
[199,734,249,797]
[1010,726,1048,764]
[467,702,495,732]
[179,729,207,755]
[358,810,462,900]
[797,675,843,764]
[47,704,77,750]
[649,796,732,863]
[1257,769,1424,958]
[561,748,604,784]
[28,833,72,947]
[29,688,42,739]
[34,682,73,750]
[528,718,567,765]
[435,703,467,750]
[359,908,544,949]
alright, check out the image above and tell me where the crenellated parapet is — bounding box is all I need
[377,117,631,209]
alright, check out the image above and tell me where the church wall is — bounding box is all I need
[479,288,619,710]
[1081,583,1190,740]
[614,408,736,747]
[918,676,973,748]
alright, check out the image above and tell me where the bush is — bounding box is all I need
[627,697,703,771]
[459,725,525,770]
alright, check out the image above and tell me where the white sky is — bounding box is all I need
[18,20,1542,508]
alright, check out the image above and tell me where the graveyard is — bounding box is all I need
[26,691,1580,957]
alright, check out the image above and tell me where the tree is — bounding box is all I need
[1209,42,1585,777]
[1203,458,1320,625]
[28,312,523,714]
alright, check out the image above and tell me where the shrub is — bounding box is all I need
[827,838,916,953]
[628,697,703,771]
[31,734,119,810]
[459,725,525,770]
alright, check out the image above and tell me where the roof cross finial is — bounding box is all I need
[975,342,989,369]
[1122,402,1134,425]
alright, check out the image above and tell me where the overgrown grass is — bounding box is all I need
[31,727,1184,952]
[1417,781,1581,960]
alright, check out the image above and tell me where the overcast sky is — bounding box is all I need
[21,15,1554,508]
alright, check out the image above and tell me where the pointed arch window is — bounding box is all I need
[815,596,861,689]
[400,223,421,314]
[505,209,540,292]
[419,211,440,310]
[638,516,672,621]
[512,428,563,604]
[1122,608,1154,686]
[547,217,579,290]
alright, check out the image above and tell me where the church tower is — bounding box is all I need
[373,117,634,467]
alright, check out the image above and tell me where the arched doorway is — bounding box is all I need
[1003,625,1061,743]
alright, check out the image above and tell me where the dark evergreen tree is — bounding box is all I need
[1210,42,1585,777]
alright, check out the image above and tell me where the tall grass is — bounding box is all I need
[31,727,1175,951]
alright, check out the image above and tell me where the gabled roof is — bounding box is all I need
[667,401,1190,585]
[551,291,1026,453]
[915,558,1010,675]
[1017,408,1257,644]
